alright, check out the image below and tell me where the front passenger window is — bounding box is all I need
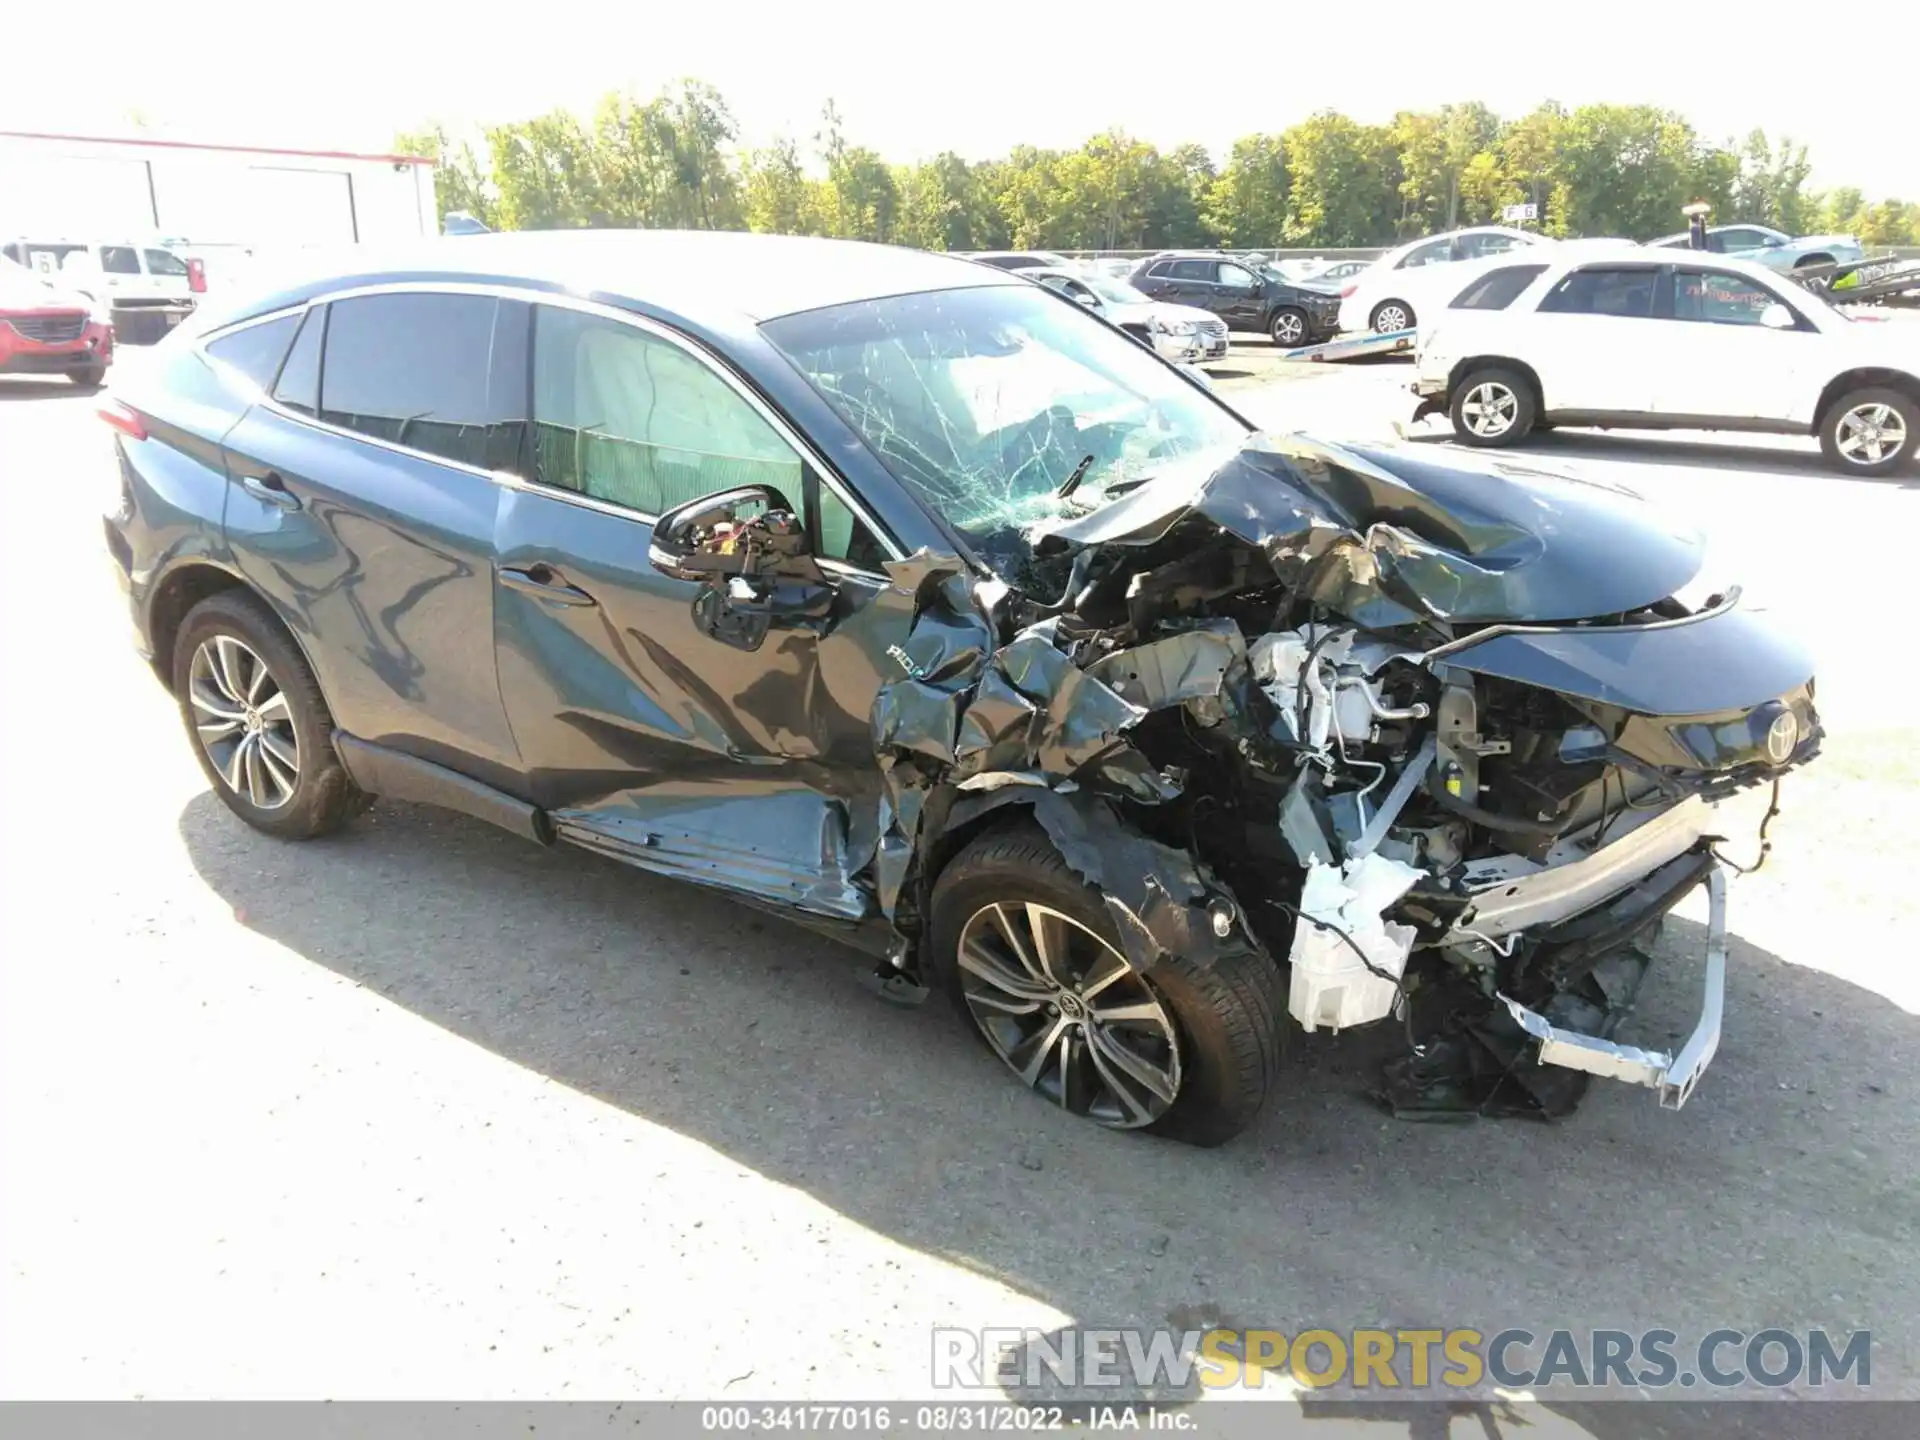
[532,305,804,521]
[531,305,888,565]
[1673,271,1779,326]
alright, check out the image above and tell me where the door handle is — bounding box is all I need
[499,563,597,607]
[240,471,300,510]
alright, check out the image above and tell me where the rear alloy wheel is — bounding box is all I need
[1268,307,1308,347]
[929,822,1284,1146]
[1449,365,1536,448]
[172,590,368,839]
[189,635,302,811]
[1819,387,1917,476]
[1371,300,1414,334]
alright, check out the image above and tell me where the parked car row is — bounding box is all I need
[1019,266,1230,363]
[2,237,201,343]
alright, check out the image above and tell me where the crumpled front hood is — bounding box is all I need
[1047,434,1705,626]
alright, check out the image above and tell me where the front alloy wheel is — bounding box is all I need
[1269,308,1308,346]
[1820,386,1918,476]
[189,636,301,809]
[956,902,1182,1129]
[1834,402,1907,466]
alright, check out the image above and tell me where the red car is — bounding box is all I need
[0,255,113,386]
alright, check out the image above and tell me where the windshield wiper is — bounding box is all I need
[1055,454,1097,500]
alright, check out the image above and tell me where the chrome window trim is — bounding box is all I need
[195,280,904,577]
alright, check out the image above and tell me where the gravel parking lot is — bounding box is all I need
[3,355,1916,1418]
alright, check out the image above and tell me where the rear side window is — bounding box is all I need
[272,308,325,415]
[1537,267,1657,317]
[319,293,523,469]
[1170,259,1213,280]
[101,246,139,275]
[144,249,189,277]
[205,314,302,390]
[1450,264,1549,311]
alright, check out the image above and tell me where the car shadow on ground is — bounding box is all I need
[175,786,1919,1419]
[0,378,96,400]
[1402,425,1920,485]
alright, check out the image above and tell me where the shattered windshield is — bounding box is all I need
[762,285,1247,565]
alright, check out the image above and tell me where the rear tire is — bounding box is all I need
[172,590,367,840]
[1449,365,1536,448]
[1818,386,1917,476]
[928,820,1283,1146]
[1370,300,1415,334]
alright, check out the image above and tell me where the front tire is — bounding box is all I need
[1370,300,1415,334]
[68,364,106,387]
[1268,307,1308,347]
[928,821,1283,1146]
[1819,387,1917,476]
[172,590,367,839]
[1450,365,1536,447]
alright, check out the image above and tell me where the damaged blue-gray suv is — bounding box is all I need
[105,231,1819,1145]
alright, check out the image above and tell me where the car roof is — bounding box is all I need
[213,230,1021,331]
[1381,225,1540,259]
[1554,241,1760,268]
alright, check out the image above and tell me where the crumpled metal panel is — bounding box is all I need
[861,546,1249,970]
[1044,434,1705,625]
[1084,619,1246,711]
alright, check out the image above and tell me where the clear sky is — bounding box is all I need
[6,0,1912,196]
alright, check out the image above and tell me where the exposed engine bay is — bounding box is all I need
[858,435,1820,1119]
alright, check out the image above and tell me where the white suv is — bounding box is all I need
[1412,246,1920,475]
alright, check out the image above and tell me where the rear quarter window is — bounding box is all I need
[205,313,302,390]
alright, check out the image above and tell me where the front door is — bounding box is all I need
[492,301,909,919]
[1208,260,1266,328]
[1649,266,1813,422]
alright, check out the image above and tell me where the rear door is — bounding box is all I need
[1161,258,1217,310]
[490,299,907,917]
[1522,263,1663,415]
[219,290,524,786]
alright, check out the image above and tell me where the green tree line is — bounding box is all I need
[398,83,1920,252]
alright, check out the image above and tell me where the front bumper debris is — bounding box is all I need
[1500,863,1727,1109]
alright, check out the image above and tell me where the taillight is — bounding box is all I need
[186,258,207,294]
[98,400,148,441]
[1340,283,1358,298]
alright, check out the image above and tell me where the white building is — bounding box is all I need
[0,130,438,248]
